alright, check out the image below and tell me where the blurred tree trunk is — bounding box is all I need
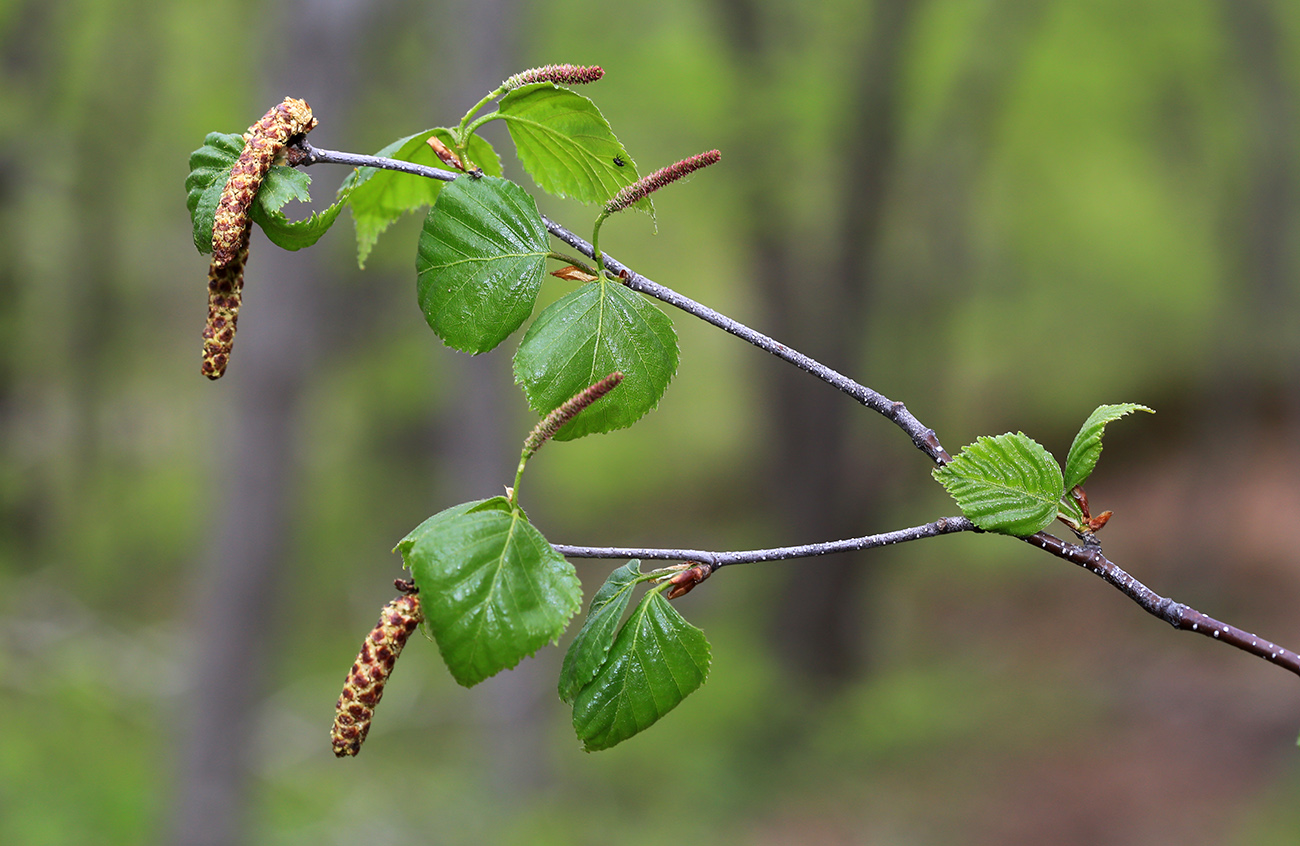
[898,0,1048,307]
[713,0,1047,684]
[167,2,369,844]
[1185,0,1298,583]
[1217,0,1298,428]
[762,0,917,683]
[714,0,920,683]
[431,0,544,798]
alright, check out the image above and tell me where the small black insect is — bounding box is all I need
[613,156,625,167]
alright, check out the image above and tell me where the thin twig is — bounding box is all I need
[292,140,950,464]
[557,520,1300,680]
[541,219,951,464]
[296,140,459,183]
[1023,532,1300,678]
[553,516,975,569]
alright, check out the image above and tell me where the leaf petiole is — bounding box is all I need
[457,88,507,141]
[590,209,612,276]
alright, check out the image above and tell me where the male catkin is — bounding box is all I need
[201,97,317,379]
[331,592,423,757]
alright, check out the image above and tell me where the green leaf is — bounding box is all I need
[497,83,649,215]
[558,561,643,704]
[513,280,679,440]
[255,177,354,251]
[1063,404,1154,492]
[933,432,1064,536]
[186,133,244,253]
[341,129,503,268]
[185,131,345,253]
[252,163,311,210]
[398,497,582,687]
[415,175,550,353]
[571,589,711,751]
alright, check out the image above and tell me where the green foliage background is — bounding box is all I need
[2,0,1300,843]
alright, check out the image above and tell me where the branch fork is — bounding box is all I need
[289,138,1300,685]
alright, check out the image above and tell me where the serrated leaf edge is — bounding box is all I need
[1062,404,1154,492]
[933,432,1064,536]
[558,560,643,703]
[573,588,711,751]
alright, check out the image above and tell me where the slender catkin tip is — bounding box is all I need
[331,593,423,757]
[502,64,604,91]
[524,372,624,456]
[604,149,722,214]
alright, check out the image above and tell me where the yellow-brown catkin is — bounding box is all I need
[331,593,423,757]
[201,97,317,380]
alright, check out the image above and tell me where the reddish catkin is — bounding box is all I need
[201,97,317,380]
[523,372,624,457]
[331,592,423,757]
[501,64,604,91]
[604,149,721,214]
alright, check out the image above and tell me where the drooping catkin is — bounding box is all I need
[202,97,317,379]
[331,591,423,757]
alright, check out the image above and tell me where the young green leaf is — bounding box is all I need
[496,83,649,215]
[398,497,582,688]
[185,131,344,253]
[186,133,244,252]
[340,129,503,268]
[933,432,1064,536]
[513,280,679,440]
[1063,404,1154,492]
[559,561,643,704]
[415,175,550,354]
[571,589,711,751]
[252,162,312,211]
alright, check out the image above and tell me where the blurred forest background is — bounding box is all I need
[2,0,1300,843]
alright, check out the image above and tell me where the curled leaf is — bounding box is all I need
[558,560,642,703]
[571,590,711,751]
[340,129,503,268]
[1063,404,1154,492]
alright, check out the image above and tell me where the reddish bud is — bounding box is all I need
[550,265,598,282]
[1087,511,1113,532]
[1071,485,1092,520]
[665,563,711,600]
[426,136,466,171]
